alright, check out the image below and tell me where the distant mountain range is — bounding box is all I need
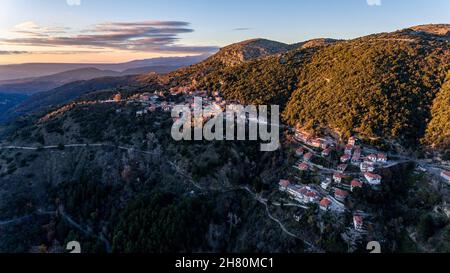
[0,55,210,123]
[0,66,182,95]
[0,54,210,81]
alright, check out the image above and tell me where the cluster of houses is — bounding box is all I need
[277,130,391,232]
[279,180,320,204]
[129,89,227,121]
[295,130,336,150]
[340,137,386,186]
[130,91,171,116]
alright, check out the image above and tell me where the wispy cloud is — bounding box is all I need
[0,50,29,55]
[0,20,219,54]
[66,0,81,6]
[367,0,382,6]
[233,27,252,31]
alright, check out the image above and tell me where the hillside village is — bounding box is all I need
[1,78,450,253]
[95,86,450,247]
[279,131,388,238]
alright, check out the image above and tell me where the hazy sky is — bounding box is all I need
[0,0,449,64]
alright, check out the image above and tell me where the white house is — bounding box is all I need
[360,162,375,173]
[367,154,378,162]
[321,178,332,190]
[364,172,382,185]
[333,173,346,184]
[377,153,387,163]
[286,185,320,204]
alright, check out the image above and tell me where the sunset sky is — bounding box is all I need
[0,0,449,64]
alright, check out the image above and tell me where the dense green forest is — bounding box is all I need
[283,36,449,146]
[423,70,450,154]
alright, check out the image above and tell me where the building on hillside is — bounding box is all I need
[333,173,346,184]
[286,185,320,204]
[298,162,310,171]
[322,148,331,157]
[348,136,358,146]
[344,144,354,155]
[353,215,364,231]
[304,152,313,162]
[335,188,349,202]
[367,154,378,162]
[295,130,311,143]
[351,179,363,191]
[337,164,348,173]
[311,139,323,148]
[136,110,148,117]
[320,198,332,211]
[341,154,351,163]
[296,147,304,157]
[351,147,361,164]
[139,93,151,101]
[377,153,387,164]
[441,171,450,183]
[364,172,382,185]
[279,180,290,191]
[360,161,375,173]
[113,93,122,102]
[321,178,332,190]
[367,153,387,163]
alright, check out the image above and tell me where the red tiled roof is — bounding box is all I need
[298,163,309,170]
[351,179,363,187]
[279,179,290,187]
[335,189,349,197]
[364,172,381,179]
[334,173,345,179]
[442,171,450,177]
[306,191,317,198]
[320,198,331,207]
[304,152,313,159]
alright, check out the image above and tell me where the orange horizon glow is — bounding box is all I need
[0,50,201,65]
